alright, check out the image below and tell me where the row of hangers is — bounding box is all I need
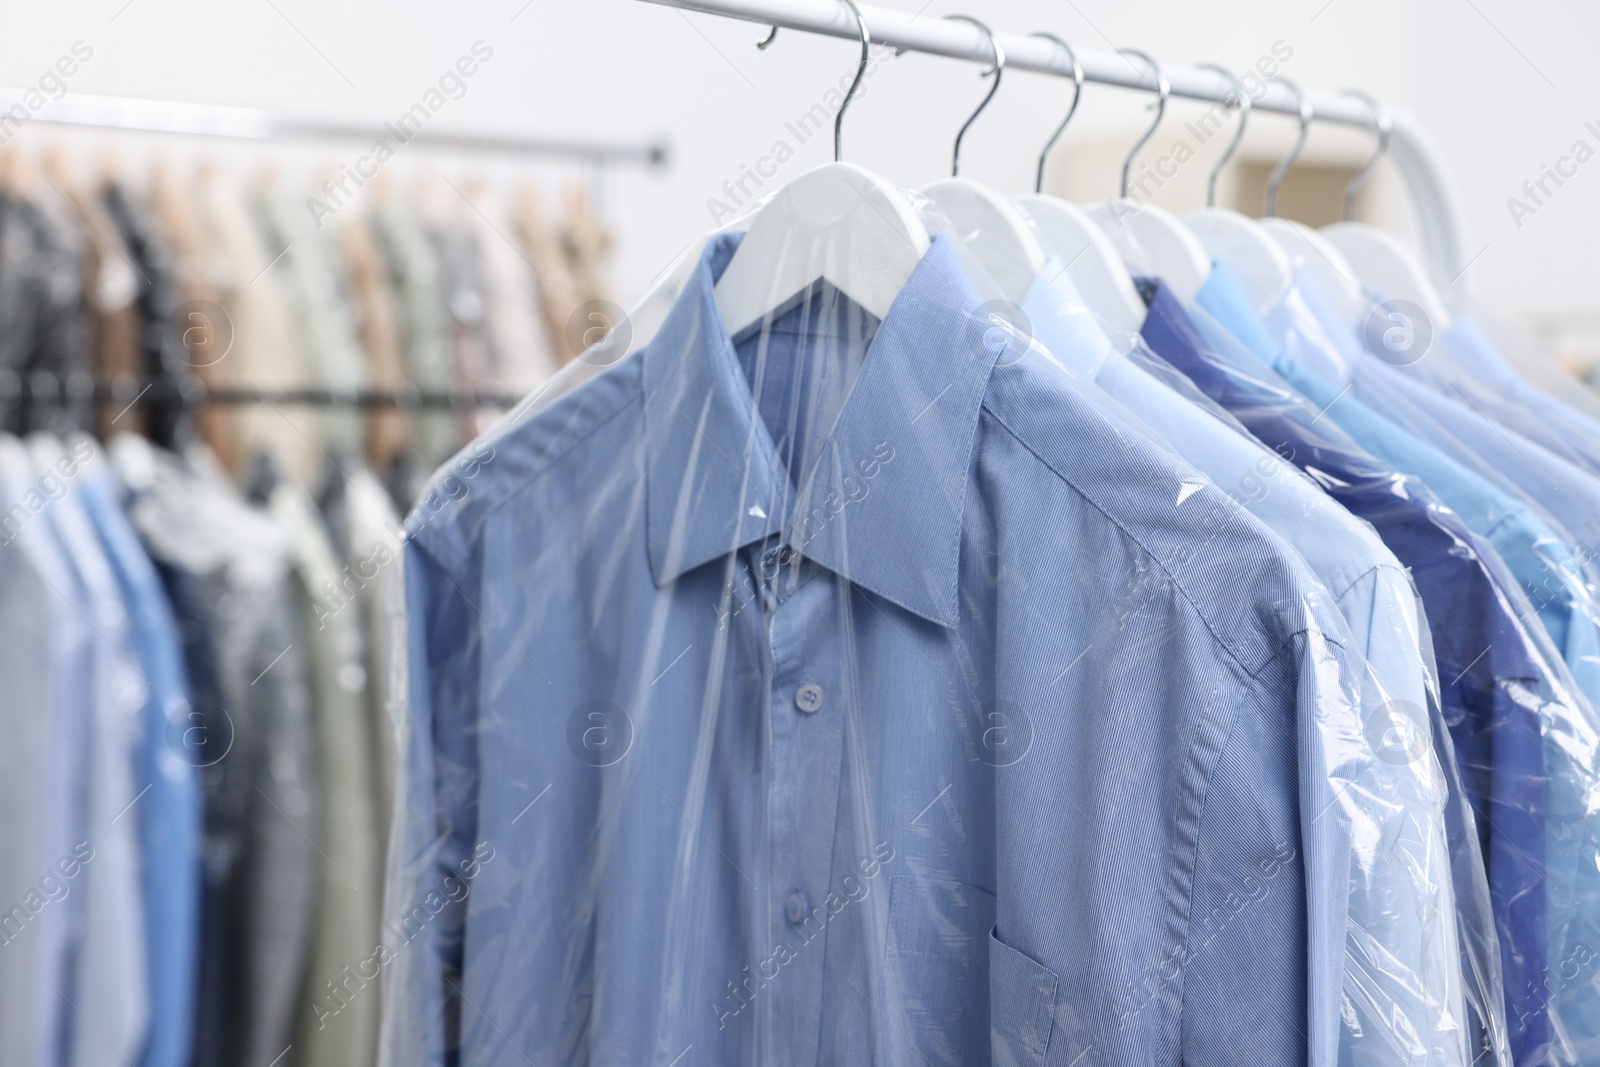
[715,0,1456,348]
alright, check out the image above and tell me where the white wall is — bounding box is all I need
[4,0,1594,333]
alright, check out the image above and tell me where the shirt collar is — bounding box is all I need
[1194,261,1285,367]
[642,233,1000,628]
[1019,256,1116,379]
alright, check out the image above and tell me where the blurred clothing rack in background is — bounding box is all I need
[0,85,670,168]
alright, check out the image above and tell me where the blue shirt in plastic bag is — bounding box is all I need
[388,234,1376,1067]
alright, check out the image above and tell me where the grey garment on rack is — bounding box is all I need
[256,186,369,464]
[428,209,496,441]
[463,191,559,396]
[334,465,404,864]
[369,199,457,472]
[0,435,89,1067]
[272,481,382,1067]
[111,434,319,1067]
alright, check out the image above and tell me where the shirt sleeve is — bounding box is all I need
[381,539,484,1067]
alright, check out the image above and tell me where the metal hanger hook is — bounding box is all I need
[1264,76,1312,218]
[1194,63,1250,208]
[1339,89,1391,222]
[1028,32,1083,194]
[942,15,1005,177]
[1116,49,1168,199]
[753,0,873,164]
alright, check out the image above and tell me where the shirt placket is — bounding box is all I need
[753,539,848,1067]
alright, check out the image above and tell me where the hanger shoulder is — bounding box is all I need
[1258,219,1367,329]
[1321,221,1451,328]
[1087,199,1211,304]
[921,178,1047,304]
[1014,195,1146,334]
[1181,208,1292,313]
[714,162,931,337]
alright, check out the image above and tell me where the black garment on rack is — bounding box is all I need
[103,181,192,449]
[0,192,91,435]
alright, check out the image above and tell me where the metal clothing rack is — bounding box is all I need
[3,377,525,411]
[638,0,1472,295]
[0,86,670,168]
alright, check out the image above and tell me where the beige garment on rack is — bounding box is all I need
[337,216,410,473]
[464,183,559,396]
[198,169,321,484]
[561,184,612,311]
[515,183,582,363]
[273,482,382,1067]
[152,162,236,469]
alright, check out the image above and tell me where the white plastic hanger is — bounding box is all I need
[1086,50,1212,304]
[1260,219,1366,328]
[1318,91,1452,329]
[714,1,930,337]
[917,16,1045,304]
[1180,66,1293,314]
[1011,32,1146,334]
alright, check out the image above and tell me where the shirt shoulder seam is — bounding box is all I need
[413,372,644,573]
[982,400,1329,678]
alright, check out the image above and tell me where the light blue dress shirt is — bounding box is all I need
[26,435,150,1067]
[1415,316,1600,479]
[0,435,91,1067]
[1024,263,1463,1067]
[389,235,1375,1067]
[77,447,201,1067]
[1198,265,1600,1067]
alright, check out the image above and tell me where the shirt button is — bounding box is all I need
[785,890,810,924]
[777,546,797,566]
[795,683,825,714]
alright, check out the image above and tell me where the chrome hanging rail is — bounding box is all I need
[637,0,1472,294]
[642,0,1377,127]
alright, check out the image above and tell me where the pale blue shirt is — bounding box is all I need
[1023,262,1462,1067]
[1200,265,1600,1067]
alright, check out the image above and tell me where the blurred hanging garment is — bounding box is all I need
[270,479,382,1067]
[0,434,92,1067]
[514,181,582,364]
[75,438,202,1067]
[47,168,142,443]
[102,177,193,450]
[370,187,457,482]
[0,183,92,436]
[113,434,319,1067]
[197,169,320,485]
[27,433,151,1067]
[337,213,412,474]
[560,183,612,310]
[462,181,560,397]
[151,162,236,470]
[424,190,496,440]
[255,180,369,468]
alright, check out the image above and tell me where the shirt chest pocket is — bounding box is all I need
[884,876,1058,1067]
